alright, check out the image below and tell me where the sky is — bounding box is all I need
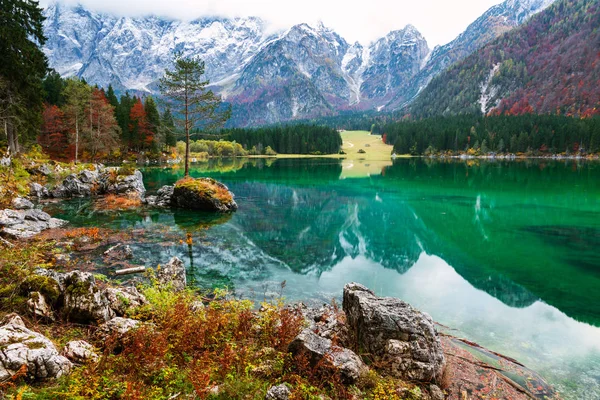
[39,0,505,47]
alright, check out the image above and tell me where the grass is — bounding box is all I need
[174,177,234,204]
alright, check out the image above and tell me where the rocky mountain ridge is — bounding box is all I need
[42,0,554,126]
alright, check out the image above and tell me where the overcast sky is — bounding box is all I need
[40,0,504,47]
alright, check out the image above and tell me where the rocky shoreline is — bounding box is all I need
[0,165,559,399]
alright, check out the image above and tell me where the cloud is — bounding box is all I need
[40,0,503,47]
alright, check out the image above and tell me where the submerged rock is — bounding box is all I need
[157,257,187,292]
[289,329,367,384]
[0,208,67,239]
[171,177,237,212]
[343,282,445,383]
[0,314,72,381]
[103,243,134,262]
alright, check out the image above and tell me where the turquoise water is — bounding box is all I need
[50,158,600,399]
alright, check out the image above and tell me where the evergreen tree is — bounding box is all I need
[159,55,231,176]
[0,0,48,154]
[42,70,66,107]
[63,78,91,163]
[144,96,161,142]
[106,84,119,108]
[161,107,177,148]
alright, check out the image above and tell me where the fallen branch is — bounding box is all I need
[0,236,14,248]
[114,266,146,276]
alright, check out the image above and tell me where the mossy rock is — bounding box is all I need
[172,177,237,212]
[20,275,61,305]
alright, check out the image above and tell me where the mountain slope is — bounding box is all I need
[409,0,600,118]
[225,23,429,126]
[384,0,555,110]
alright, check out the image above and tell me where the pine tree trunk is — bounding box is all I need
[184,74,190,177]
[75,113,79,164]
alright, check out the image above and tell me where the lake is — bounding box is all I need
[50,157,600,399]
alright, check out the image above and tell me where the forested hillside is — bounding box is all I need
[410,0,600,118]
[384,114,600,155]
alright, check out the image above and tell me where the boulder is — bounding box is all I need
[62,340,99,364]
[343,283,445,383]
[29,182,49,198]
[62,174,92,197]
[11,197,34,210]
[171,177,237,212]
[157,257,187,292]
[288,329,367,384]
[78,169,99,184]
[266,384,291,400]
[35,269,115,324]
[104,286,148,316]
[101,169,146,198]
[0,209,67,239]
[0,314,72,381]
[50,185,68,198]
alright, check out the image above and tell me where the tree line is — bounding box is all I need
[383,114,600,155]
[221,125,342,155]
[40,71,177,161]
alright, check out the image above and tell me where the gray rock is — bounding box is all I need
[27,292,55,321]
[152,185,174,207]
[0,314,72,381]
[157,257,187,292]
[266,384,291,400]
[29,182,49,198]
[103,243,134,262]
[0,209,67,239]
[95,317,141,343]
[343,282,445,383]
[429,384,445,400]
[0,156,10,167]
[104,286,148,316]
[50,184,68,198]
[62,340,99,364]
[288,329,367,384]
[62,174,92,197]
[101,169,146,198]
[171,178,237,212]
[28,164,53,176]
[78,169,99,184]
[36,269,115,324]
[11,197,34,210]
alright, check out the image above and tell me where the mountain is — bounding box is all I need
[384,0,556,110]
[42,0,554,127]
[42,3,275,93]
[409,0,600,118]
[225,23,429,126]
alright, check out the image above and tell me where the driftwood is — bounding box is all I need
[114,266,146,276]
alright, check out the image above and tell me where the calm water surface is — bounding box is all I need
[50,158,600,399]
